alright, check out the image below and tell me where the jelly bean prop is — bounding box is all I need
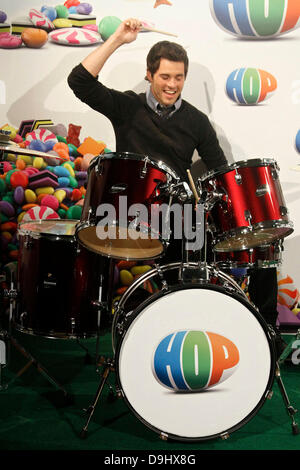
[56,5,70,18]
[0,34,23,48]
[0,11,7,23]
[64,0,80,8]
[21,28,48,48]
[41,6,57,22]
[10,171,29,189]
[0,120,109,271]
[41,194,59,211]
[76,3,93,15]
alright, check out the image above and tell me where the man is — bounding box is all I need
[67,18,226,181]
[68,18,284,357]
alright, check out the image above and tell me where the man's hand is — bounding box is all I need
[113,18,142,45]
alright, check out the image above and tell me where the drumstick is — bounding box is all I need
[141,26,178,38]
[186,169,200,203]
[125,21,178,38]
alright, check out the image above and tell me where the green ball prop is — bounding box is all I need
[98,16,122,41]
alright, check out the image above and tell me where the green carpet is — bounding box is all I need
[0,328,299,452]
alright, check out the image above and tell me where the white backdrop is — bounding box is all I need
[1,0,300,287]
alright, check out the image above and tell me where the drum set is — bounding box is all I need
[0,146,299,442]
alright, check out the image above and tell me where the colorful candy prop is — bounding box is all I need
[98,16,122,41]
[277,270,300,309]
[24,128,58,147]
[22,205,59,221]
[29,9,55,30]
[21,28,48,48]
[0,34,23,48]
[49,27,101,45]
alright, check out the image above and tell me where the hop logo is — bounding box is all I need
[152,330,239,392]
[210,0,300,39]
[226,68,277,105]
[296,130,300,153]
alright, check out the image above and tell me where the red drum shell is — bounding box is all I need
[77,153,179,260]
[16,219,112,338]
[201,159,293,252]
[213,242,282,270]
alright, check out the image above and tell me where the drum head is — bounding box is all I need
[116,284,275,441]
[18,219,78,238]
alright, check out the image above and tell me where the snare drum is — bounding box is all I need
[76,152,179,260]
[201,159,293,252]
[112,263,275,441]
[16,219,111,339]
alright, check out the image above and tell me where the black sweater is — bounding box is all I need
[67,63,227,181]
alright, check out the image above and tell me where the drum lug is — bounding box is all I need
[266,390,273,400]
[244,210,252,226]
[220,432,230,440]
[24,234,34,249]
[140,156,150,179]
[116,388,124,399]
[160,432,168,441]
[70,317,76,335]
[234,170,242,185]
[271,167,279,180]
[280,206,288,216]
[95,160,104,176]
[20,311,27,326]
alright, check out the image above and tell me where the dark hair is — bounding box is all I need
[146,41,189,79]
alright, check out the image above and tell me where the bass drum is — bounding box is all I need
[113,263,276,442]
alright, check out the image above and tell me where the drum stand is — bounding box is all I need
[78,190,300,441]
[79,355,116,438]
[0,279,72,403]
[274,361,299,435]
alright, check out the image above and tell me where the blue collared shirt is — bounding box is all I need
[146,86,182,118]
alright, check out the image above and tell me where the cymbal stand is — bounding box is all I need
[0,278,71,401]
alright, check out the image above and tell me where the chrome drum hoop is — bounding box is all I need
[112,262,249,353]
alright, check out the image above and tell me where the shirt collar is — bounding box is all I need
[146,86,182,117]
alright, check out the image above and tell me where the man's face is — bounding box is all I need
[147,58,185,107]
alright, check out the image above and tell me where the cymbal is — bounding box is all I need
[0,144,63,166]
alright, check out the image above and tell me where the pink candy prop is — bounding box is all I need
[29,9,55,30]
[22,205,59,222]
[0,33,22,48]
[49,27,101,45]
[24,128,58,147]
